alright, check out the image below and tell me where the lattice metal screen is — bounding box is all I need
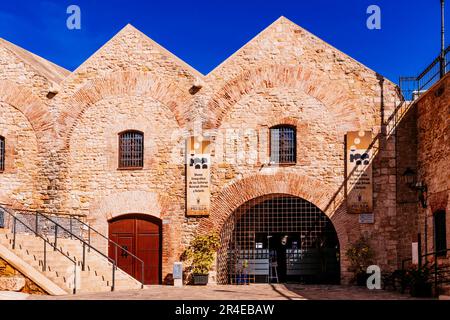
[119,131,144,168]
[218,195,340,285]
[270,126,296,164]
[0,136,4,172]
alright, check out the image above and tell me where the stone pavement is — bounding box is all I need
[0,291,30,300]
[23,284,430,300]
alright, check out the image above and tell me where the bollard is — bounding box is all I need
[173,262,183,288]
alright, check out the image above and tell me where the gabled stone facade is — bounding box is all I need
[1,16,444,285]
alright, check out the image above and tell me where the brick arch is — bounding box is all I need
[205,65,356,129]
[88,191,174,237]
[58,71,193,145]
[266,116,306,129]
[0,80,54,144]
[199,172,345,234]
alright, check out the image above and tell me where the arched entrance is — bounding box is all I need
[108,214,162,284]
[217,194,340,284]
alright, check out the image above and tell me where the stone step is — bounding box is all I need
[0,230,142,293]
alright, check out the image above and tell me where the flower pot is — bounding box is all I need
[410,282,432,297]
[192,274,209,285]
[356,272,369,286]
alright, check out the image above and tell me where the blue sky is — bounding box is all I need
[0,0,448,83]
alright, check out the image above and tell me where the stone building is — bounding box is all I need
[0,17,448,291]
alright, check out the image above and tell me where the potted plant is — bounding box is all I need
[182,234,220,285]
[236,259,249,285]
[345,236,374,286]
[407,264,433,297]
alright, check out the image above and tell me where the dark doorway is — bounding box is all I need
[218,195,340,285]
[108,214,162,284]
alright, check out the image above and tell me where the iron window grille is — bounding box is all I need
[434,210,447,256]
[0,136,4,172]
[270,126,296,164]
[118,131,144,169]
[217,195,340,285]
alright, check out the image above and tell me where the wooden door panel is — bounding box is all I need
[108,216,161,285]
[110,219,134,233]
[137,219,159,233]
[137,232,160,284]
[116,235,134,275]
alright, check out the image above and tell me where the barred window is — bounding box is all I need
[118,131,144,169]
[434,210,447,256]
[0,136,4,172]
[270,125,296,164]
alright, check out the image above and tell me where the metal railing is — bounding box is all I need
[401,248,450,297]
[399,45,449,101]
[0,206,78,294]
[71,216,145,288]
[34,211,118,291]
[0,206,119,292]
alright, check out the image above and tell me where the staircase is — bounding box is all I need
[0,207,143,295]
[0,230,142,294]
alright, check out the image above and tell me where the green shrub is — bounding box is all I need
[182,234,220,275]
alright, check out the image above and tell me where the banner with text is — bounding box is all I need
[346,131,373,214]
[186,136,211,217]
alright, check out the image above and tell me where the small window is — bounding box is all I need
[434,210,447,256]
[118,131,144,169]
[0,136,4,172]
[270,125,296,164]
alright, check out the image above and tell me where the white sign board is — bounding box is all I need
[186,136,211,216]
[359,213,374,224]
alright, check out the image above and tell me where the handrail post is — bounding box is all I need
[440,0,446,78]
[82,242,86,271]
[141,261,144,289]
[434,250,438,297]
[88,226,91,253]
[35,212,38,236]
[73,263,77,294]
[112,263,115,292]
[54,225,58,251]
[418,233,422,271]
[69,216,73,240]
[12,216,16,250]
[115,245,118,265]
[43,241,47,272]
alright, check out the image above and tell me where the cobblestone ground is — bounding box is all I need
[21,284,431,300]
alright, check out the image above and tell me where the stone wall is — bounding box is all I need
[416,73,450,262]
[0,38,67,212]
[395,103,419,266]
[0,16,416,284]
[0,257,47,294]
[199,17,403,281]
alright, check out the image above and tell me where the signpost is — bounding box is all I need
[173,262,183,287]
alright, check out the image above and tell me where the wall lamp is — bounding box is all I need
[402,167,428,208]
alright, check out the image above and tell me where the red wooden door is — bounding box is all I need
[109,215,161,285]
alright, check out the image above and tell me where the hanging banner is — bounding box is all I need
[186,136,211,216]
[346,131,373,214]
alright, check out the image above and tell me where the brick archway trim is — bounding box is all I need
[205,65,356,129]
[0,80,54,145]
[199,172,344,234]
[89,191,172,223]
[58,71,193,145]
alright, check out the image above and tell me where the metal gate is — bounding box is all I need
[217,195,340,284]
